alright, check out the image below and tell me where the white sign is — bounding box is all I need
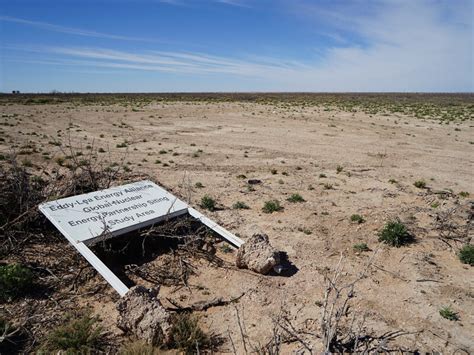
[39,180,188,245]
[39,180,243,296]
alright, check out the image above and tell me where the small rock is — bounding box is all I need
[248,179,262,185]
[116,286,172,346]
[236,233,280,274]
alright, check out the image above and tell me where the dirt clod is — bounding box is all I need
[236,233,280,274]
[116,286,172,346]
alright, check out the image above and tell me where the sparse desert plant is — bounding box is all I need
[350,214,365,224]
[458,244,474,266]
[170,313,210,353]
[439,306,458,321]
[55,156,66,166]
[336,165,343,173]
[118,340,162,355]
[200,195,216,211]
[459,191,469,198]
[297,226,312,235]
[414,180,426,189]
[220,243,234,253]
[194,182,204,188]
[21,159,32,167]
[287,193,305,203]
[271,168,278,175]
[323,183,333,190]
[0,264,34,302]
[378,220,413,247]
[262,199,283,213]
[353,243,369,252]
[41,314,103,353]
[233,201,249,209]
[319,173,327,178]
[388,178,398,184]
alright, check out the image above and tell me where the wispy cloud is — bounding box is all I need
[0,15,155,42]
[157,0,251,7]
[214,0,250,8]
[27,46,296,76]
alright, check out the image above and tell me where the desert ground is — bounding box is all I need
[0,94,473,353]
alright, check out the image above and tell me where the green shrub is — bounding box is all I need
[353,243,369,252]
[319,173,327,178]
[458,244,474,266]
[413,180,426,189]
[336,165,343,173]
[378,220,413,247]
[170,313,210,354]
[233,201,249,209]
[287,193,305,203]
[439,306,458,321]
[459,191,470,198]
[0,264,33,301]
[388,178,398,184]
[200,195,216,211]
[262,200,283,213]
[194,182,204,188]
[42,314,103,353]
[350,214,365,224]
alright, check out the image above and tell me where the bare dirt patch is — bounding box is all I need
[0,94,473,353]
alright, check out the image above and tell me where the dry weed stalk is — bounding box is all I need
[320,252,376,353]
[321,250,420,353]
[435,206,472,250]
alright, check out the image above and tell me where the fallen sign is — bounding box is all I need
[39,180,243,296]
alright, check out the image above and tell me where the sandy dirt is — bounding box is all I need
[1,99,473,353]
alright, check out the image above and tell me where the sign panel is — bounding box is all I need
[39,180,188,244]
[39,180,243,296]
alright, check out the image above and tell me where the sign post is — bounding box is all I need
[39,180,243,296]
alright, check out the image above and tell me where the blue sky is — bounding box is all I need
[0,0,472,92]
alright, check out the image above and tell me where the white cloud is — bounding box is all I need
[282,0,473,91]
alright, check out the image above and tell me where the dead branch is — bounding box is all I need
[165,292,245,312]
